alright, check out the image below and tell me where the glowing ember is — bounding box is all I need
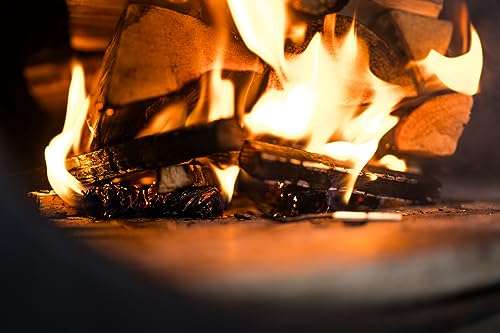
[417,25,483,96]
[45,61,89,206]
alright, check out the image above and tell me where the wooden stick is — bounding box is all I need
[239,140,440,203]
[67,119,246,185]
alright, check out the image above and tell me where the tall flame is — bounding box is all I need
[228,1,407,202]
[417,25,483,96]
[45,61,89,206]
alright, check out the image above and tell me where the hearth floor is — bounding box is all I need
[48,200,500,332]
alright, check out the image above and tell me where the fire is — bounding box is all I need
[206,66,241,203]
[45,61,89,206]
[212,165,240,202]
[417,25,483,96]
[228,1,407,202]
[377,155,408,172]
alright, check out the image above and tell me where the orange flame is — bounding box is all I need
[228,0,407,202]
[45,61,89,206]
[417,25,483,96]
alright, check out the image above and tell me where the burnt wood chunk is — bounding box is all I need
[372,0,444,18]
[394,93,473,156]
[384,10,453,60]
[290,0,349,16]
[239,141,440,203]
[83,183,224,219]
[67,119,246,185]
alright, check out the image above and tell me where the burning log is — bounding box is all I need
[83,183,224,219]
[84,3,264,148]
[239,140,441,203]
[393,93,473,156]
[67,119,246,185]
[290,0,350,16]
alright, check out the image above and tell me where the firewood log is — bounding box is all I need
[239,140,441,203]
[371,0,444,18]
[93,3,263,107]
[393,93,473,157]
[67,119,246,185]
[374,10,453,61]
[83,3,264,149]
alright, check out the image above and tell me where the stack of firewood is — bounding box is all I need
[31,0,474,218]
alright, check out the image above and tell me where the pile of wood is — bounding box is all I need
[32,0,476,218]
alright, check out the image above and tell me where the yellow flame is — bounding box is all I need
[417,25,483,96]
[227,0,287,73]
[377,154,408,172]
[212,165,240,202]
[45,61,89,206]
[228,1,407,202]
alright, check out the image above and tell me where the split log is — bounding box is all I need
[375,10,453,61]
[239,140,441,203]
[93,3,263,107]
[67,119,246,185]
[84,3,263,149]
[393,93,473,157]
[371,0,444,18]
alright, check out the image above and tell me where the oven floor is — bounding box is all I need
[50,200,500,332]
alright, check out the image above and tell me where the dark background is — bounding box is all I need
[443,0,500,181]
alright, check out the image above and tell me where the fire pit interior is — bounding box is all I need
[3,0,500,332]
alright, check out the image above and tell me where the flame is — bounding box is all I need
[377,155,408,172]
[212,165,240,202]
[417,25,483,96]
[45,61,89,206]
[228,1,407,202]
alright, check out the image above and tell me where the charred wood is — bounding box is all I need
[67,119,246,185]
[83,183,224,219]
[239,140,441,203]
